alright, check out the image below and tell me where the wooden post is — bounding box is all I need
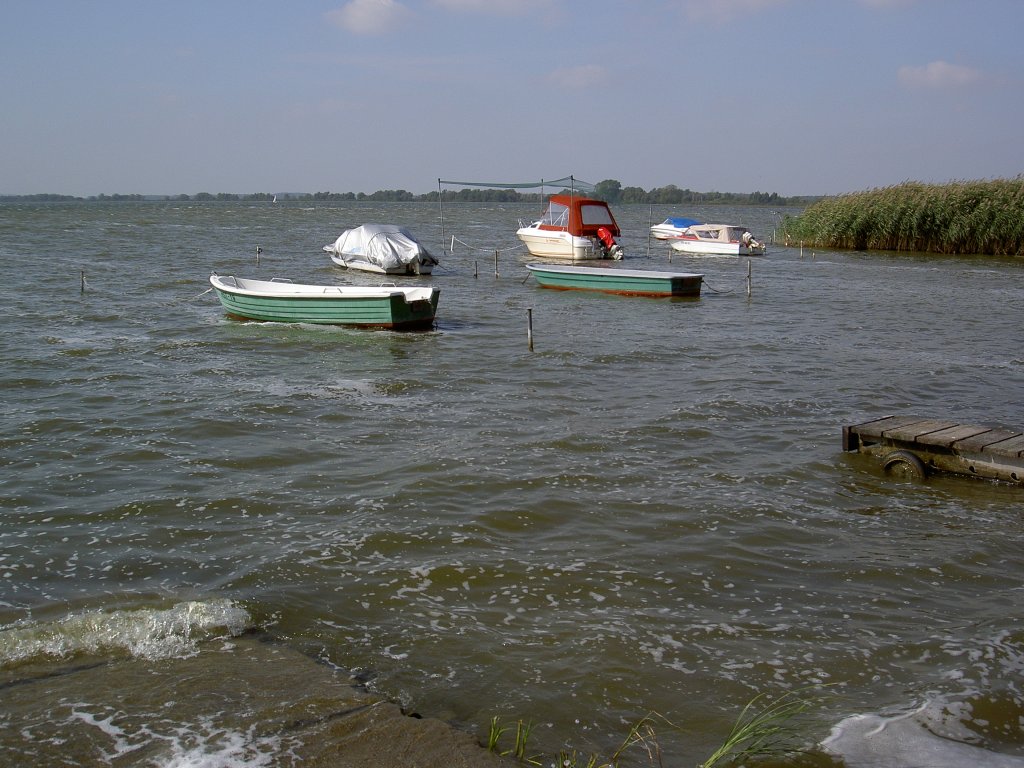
[474,261,478,278]
[527,308,534,351]
[80,270,85,293]
[746,259,752,297]
[256,245,262,265]
[647,205,652,259]
[494,250,499,277]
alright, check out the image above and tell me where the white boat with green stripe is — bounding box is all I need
[209,274,439,330]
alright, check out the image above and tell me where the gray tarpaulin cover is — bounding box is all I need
[323,224,438,272]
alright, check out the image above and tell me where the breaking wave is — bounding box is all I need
[0,599,252,667]
[823,695,1024,768]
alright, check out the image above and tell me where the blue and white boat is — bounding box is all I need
[649,216,701,240]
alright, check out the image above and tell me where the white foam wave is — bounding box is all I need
[66,708,280,768]
[154,723,281,768]
[0,599,251,667]
[823,703,1024,768]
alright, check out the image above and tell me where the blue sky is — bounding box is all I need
[2,0,1022,197]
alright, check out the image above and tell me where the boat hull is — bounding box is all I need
[650,217,702,240]
[526,264,702,298]
[516,227,600,260]
[650,226,684,240]
[668,238,764,256]
[209,275,439,330]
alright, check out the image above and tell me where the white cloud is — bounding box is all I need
[679,0,791,23]
[326,0,411,36]
[546,64,607,89]
[898,60,982,89]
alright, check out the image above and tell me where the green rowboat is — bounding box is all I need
[526,264,703,298]
[209,274,439,330]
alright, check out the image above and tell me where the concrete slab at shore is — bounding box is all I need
[1,634,510,767]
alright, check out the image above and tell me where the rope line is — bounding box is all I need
[700,278,737,294]
[448,235,526,255]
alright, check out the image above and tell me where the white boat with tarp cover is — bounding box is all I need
[323,223,439,275]
[437,175,624,261]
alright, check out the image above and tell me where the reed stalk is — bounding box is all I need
[487,687,823,767]
[698,689,815,767]
[781,177,1024,255]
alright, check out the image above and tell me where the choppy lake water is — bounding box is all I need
[1,200,1023,767]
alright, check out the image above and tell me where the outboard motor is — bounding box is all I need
[597,226,624,260]
[741,231,764,252]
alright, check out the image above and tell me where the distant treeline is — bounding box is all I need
[0,182,814,206]
[780,178,1024,256]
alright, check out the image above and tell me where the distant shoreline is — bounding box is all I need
[0,188,817,206]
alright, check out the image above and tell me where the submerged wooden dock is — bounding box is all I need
[843,416,1024,484]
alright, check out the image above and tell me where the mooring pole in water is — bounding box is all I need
[527,308,534,351]
[256,245,262,266]
[450,234,455,254]
[746,259,752,298]
[80,270,85,293]
[647,205,653,260]
[494,250,499,277]
[474,261,478,278]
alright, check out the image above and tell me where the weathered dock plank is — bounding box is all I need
[844,416,1024,484]
[953,429,1022,453]
[984,434,1024,458]
[850,416,932,440]
[921,424,994,447]
[842,416,930,452]
[882,419,959,444]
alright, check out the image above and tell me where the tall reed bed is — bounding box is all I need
[780,178,1024,255]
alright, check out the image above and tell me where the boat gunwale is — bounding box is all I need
[210,274,437,302]
[525,264,703,280]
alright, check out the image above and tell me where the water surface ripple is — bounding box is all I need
[1,201,1022,766]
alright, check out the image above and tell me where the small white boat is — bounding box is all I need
[667,223,766,256]
[323,224,439,275]
[649,216,701,240]
[516,195,624,261]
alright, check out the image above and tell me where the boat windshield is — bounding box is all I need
[695,228,722,240]
[541,201,570,227]
[579,203,615,226]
